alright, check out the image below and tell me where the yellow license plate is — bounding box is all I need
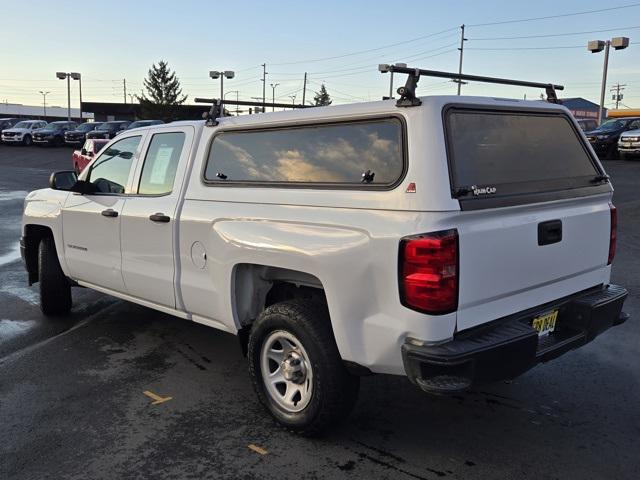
[532,310,558,336]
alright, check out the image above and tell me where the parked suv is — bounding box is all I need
[21,75,628,435]
[586,117,640,158]
[0,118,21,141]
[86,121,131,139]
[1,120,47,145]
[65,122,103,146]
[33,121,78,147]
[577,119,598,132]
[618,128,640,160]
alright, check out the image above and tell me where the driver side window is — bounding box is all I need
[87,135,141,194]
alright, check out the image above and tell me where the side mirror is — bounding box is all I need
[81,148,87,155]
[49,171,78,191]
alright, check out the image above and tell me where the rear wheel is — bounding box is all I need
[38,236,72,316]
[248,300,359,436]
[54,136,63,147]
[23,134,32,146]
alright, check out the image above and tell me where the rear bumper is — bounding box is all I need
[402,284,628,394]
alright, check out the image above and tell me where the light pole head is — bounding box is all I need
[224,70,235,79]
[378,64,391,73]
[70,72,81,80]
[209,71,221,79]
[611,37,630,50]
[587,40,606,53]
[56,72,67,80]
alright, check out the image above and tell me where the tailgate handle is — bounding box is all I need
[538,220,562,246]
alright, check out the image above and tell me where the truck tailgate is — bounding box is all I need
[456,195,611,331]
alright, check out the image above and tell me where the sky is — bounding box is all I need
[1,0,639,111]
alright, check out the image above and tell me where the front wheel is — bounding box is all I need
[248,300,359,436]
[23,135,32,146]
[38,236,72,316]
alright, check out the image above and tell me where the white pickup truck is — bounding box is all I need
[21,68,628,435]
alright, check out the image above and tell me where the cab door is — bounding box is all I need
[120,127,194,308]
[62,134,145,292]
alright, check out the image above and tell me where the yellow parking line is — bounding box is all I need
[143,390,173,405]
[248,444,268,455]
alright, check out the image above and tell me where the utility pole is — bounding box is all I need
[270,83,280,112]
[610,83,627,109]
[261,63,267,109]
[66,75,71,120]
[302,72,307,106]
[39,91,50,118]
[123,78,127,103]
[456,24,468,95]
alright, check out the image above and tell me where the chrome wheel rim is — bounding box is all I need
[260,330,313,413]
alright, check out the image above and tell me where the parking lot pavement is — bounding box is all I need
[0,144,638,480]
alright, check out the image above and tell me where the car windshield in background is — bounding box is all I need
[446,109,600,197]
[14,122,34,129]
[598,119,628,131]
[77,123,98,132]
[98,123,117,130]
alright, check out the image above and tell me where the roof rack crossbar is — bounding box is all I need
[194,98,312,109]
[379,64,564,106]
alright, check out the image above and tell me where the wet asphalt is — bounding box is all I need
[0,144,638,480]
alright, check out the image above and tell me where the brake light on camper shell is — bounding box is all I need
[608,203,617,265]
[399,229,459,314]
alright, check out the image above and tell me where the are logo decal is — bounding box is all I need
[472,185,497,196]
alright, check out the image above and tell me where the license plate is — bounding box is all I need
[532,310,558,336]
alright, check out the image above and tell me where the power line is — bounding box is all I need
[468,2,640,27]
[269,26,458,66]
[469,25,640,41]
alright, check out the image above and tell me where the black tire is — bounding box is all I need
[38,236,72,316]
[248,299,359,436]
[54,136,63,147]
[607,144,619,160]
[23,134,32,146]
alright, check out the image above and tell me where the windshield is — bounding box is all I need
[77,123,98,132]
[598,119,628,131]
[14,121,34,129]
[42,123,65,131]
[97,123,116,130]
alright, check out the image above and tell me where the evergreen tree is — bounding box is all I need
[313,84,332,106]
[139,60,187,121]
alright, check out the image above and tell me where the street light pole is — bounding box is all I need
[209,70,235,105]
[588,37,630,125]
[270,83,280,111]
[38,91,50,118]
[598,40,610,125]
[71,73,82,120]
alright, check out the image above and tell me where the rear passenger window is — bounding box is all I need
[204,118,404,187]
[138,132,186,195]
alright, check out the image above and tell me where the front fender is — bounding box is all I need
[22,188,70,275]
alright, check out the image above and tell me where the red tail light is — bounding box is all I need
[399,229,458,315]
[608,203,617,265]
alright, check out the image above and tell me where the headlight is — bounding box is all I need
[597,135,609,140]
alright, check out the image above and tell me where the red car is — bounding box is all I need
[72,139,108,174]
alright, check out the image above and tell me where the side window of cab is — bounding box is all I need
[87,135,142,194]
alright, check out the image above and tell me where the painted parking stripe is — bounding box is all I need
[248,444,268,455]
[143,390,172,405]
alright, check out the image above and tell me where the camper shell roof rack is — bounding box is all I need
[378,64,564,108]
[195,97,311,126]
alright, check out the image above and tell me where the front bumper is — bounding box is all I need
[588,140,616,155]
[402,284,628,394]
[2,136,22,143]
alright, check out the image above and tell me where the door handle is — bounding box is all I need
[101,209,118,218]
[149,213,170,223]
